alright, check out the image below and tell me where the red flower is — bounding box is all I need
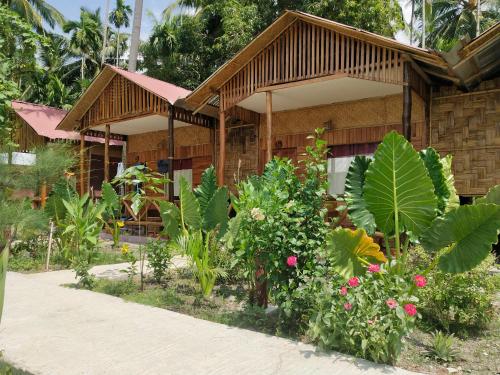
[286,256,297,267]
[343,302,353,311]
[348,277,359,287]
[339,286,348,296]
[367,264,380,273]
[414,275,427,288]
[404,304,417,317]
[386,298,398,309]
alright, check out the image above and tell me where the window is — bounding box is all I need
[327,143,378,196]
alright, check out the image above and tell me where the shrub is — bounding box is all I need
[308,270,419,364]
[428,331,457,362]
[146,239,172,283]
[413,248,497,337]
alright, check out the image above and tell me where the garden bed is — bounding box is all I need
[89,267,500,374]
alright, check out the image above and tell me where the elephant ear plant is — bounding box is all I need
[159,166,229,297]
[342,130,500,276]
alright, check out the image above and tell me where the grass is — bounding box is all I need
[92,268,283,337]
[0,360,34,375]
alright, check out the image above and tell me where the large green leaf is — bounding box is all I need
[364,131,437,237]
[102,182,120,212]
[203,187,229,236]
[420,148,449,214]
[158,200,181,240]
[328,228,387,279]
[441,155,460,212]
[179,177,201,230]
[344,156,376,234]
[421,204,500,273]
[194,166,217,216]
[475,185,500,205]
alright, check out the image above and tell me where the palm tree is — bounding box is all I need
[128,0,143,72]
[1,0,65,30]
[63,8,103,80]
[109,0,132,66]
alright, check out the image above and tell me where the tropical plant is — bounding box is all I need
[109,0,132,66]
[1,0,65,30]
[145,239,172,284]
[101,182,123,248]
[342,131,500,277]
[63,7,103,80]
[160,166,229,297]
[428,331,457,362]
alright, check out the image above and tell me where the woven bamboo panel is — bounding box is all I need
[431,78,500,196]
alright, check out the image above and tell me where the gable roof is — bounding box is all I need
[185,10,450,111]
[57,65,192,131]
[12,101,123,145]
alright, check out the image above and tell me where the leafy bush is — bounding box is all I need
[226,129,329,327]
[428,331,457,362]
[412,248,497,337]
[309,270,419,364]
[146,239,172,283]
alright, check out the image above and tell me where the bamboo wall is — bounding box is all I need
[431,78,500,196]
[219,19,405,111]
[14,119,46,151]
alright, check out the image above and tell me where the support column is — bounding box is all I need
[104,124,110,183]
[210,121,216,166]
[217,109,226,186]
[167,105,175,202]
[79,133,85,196]
[402,62,412,141]
[266,91,273,163]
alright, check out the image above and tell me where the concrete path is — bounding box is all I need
[0,267,419,375]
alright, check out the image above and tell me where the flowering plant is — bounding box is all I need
[309,268,420,364]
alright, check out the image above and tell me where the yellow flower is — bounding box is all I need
[121,244,129,256]
[117,221,125,228]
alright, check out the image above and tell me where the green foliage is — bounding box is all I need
[101,182,122,247]
[413,248,497,337]
[476,185,500,205]
[45,178,77,221]
[327,228,387,279]
[146,239,172,284]
[428,331,457,362]
[421,204,500,273]
[344,156,376,234]
[419,148,450,214]
[308,270,418,364]
[226,129,328,324]
[441,154,459,212]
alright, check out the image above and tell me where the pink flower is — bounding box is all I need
[367,264,381,273]
[344,303,353,311]
[286,256,297,267]
[414,275,427,288]
[386,298,398,309]
[368,319,374,325]
[348,277,360,287]
[404,304,417,317]
[339,286,348,296]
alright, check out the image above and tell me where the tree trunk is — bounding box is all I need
[81,55,85,80]
[101,0,111,66]
[128,0,143,72]
[116,28,120,66]
[410,0,415,45]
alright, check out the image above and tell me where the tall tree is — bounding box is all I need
[109,0,132,66]
[1,0,65,30]
[63,7,103,80]
[128,0,143,72]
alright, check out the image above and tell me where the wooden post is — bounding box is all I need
[266,91,273,162]
[40,182,47,208]
[402,62,412,141]
[210,122,216,166]
[218,109,226,186]
[167,105,175,202]
[45,220,54,271]
[104,124,110,182]
[79,133,85,195]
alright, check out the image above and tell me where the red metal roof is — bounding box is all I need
[12,101,123,145]
[108,65,191,103]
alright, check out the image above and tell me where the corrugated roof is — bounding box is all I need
[57,65,192,131]
[12,101,123,145]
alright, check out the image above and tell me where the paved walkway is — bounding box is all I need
[0,266,419,375]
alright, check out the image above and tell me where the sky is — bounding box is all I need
[48,0,412,44]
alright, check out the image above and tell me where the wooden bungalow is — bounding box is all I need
[11,100,125,196]
[184,11,500,198]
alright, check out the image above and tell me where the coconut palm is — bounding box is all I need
[109,0,132,66]
[63,7,103,80]
[128,0,143,72]
[1,0,65,30]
